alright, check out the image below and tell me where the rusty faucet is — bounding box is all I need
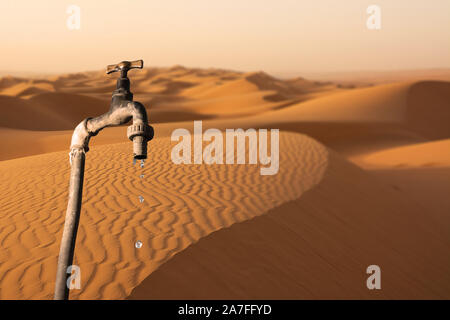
[54,60,154,300]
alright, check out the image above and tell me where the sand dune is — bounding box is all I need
[352,139,450,231]
[296,68,450,86]
[237,81,450,156]
[0,95,73,131]
[0,76,27,89]
[0,81,55,98]
[0,66,449,300]
[0,132,328,299]
[129,151,450,299]
[0,66,338,132]
[260,82,412,122]
[405,81,450,139]
[252,80,450,135]
[0,93,107,131]
[2,80,447,160]
[356,139,450,169]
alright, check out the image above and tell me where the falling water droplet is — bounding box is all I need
[140,159,145,168]
[138,195,144,203]
[132,158,136,166]
[135,240,143,249]
[140,174,145,179]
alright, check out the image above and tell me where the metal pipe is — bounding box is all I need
[54,60,153,300]
[54,148,85,300]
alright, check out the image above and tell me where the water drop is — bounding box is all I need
[138,195,144,203]
[140,159,145,168]
[140,174,145,179]
[135,240,143,249]
[132,158,136,166]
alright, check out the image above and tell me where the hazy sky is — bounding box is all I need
[1,0,449,74]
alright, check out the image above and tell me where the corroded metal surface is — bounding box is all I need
[54,60,153,300]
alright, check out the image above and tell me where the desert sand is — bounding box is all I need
[0,67,449,299]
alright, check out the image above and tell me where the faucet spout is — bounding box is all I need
[69,100,153,159]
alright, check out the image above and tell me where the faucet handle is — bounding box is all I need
[106,60,143,76]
